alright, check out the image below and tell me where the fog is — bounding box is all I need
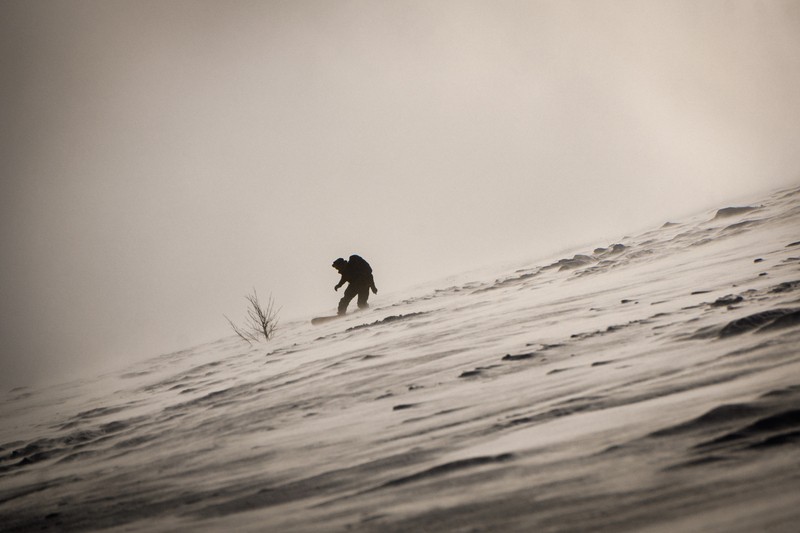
[1,0,799,389]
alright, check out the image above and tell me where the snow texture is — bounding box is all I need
[2,186,800,532]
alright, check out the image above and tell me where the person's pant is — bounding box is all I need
[338,283,370,315]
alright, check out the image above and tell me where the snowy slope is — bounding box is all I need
[2,186,800,532]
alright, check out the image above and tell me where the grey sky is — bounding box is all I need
[2,0,799,389]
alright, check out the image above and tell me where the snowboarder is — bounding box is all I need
[332,255,378,315]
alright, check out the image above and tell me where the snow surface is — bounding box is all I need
[2,186,800,532]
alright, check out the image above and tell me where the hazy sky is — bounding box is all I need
[2,0,799,389]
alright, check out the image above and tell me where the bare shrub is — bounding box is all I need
[225,289,279,344]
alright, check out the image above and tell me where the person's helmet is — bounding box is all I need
[332,257,347,269]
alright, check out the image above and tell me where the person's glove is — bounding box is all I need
[334,284,341,291]
[371,286,378,294]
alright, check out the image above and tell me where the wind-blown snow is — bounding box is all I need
[2,186,800,532]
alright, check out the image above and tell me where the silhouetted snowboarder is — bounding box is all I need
[333,255,378,315]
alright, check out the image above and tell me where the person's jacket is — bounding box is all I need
[336,255,377,291]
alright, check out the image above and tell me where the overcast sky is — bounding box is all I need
[1,0,799,389]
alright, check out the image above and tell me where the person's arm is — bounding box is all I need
[369,273,378,294]
[335,273,346,291]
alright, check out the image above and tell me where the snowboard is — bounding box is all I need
[311,315,343,325]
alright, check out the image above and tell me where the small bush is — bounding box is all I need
[225,289,279,344]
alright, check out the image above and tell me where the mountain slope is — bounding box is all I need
[2,186,800,532]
